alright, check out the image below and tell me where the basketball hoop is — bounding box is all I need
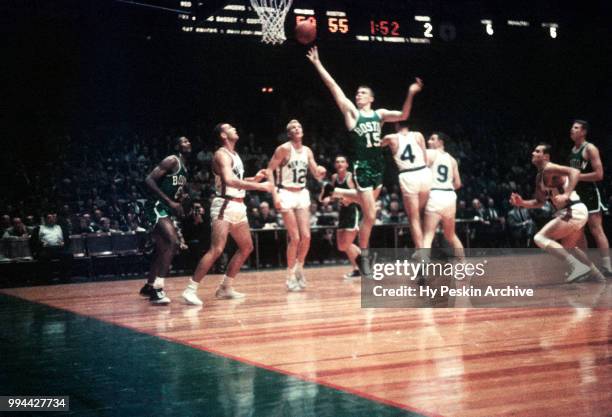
[249,0,293,45]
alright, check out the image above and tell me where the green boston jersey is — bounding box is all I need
[568,141,596,195]
[568,142,592,173]
[349,110,383,165]
[160,155,188,202]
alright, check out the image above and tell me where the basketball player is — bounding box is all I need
[140,136,191,305]
[567,120,611,276]
[421,132,464,256]
[382,123,431,250]
[267,119,326,291]
[307,46,423,277]
[510,143,602,282]
[329,155,361,279]
[182,123,273,306]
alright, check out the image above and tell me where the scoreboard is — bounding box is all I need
[176,1,561,44]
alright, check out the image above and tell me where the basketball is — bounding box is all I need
[295,20,316,44]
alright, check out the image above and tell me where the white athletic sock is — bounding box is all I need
[221,275,233,288]
[602,256,611,271]
[153,277,165,289]
[186,278,199,292]
[288,264,297,275]
[566,256,581,267]
[296,261,304,271]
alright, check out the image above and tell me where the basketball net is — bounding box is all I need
[249,0,293,44]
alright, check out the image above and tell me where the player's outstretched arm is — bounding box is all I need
[510,188,545,209]
[415,132,428,166]
[216,151,273,193]
[307,148,327,180]
[145,156,184,217]
[244,169,268,182]
[452,157,462,190]
[265,145,287,208]
[378,78,424,122]
[381,133,399,154]
[306,46,358,129]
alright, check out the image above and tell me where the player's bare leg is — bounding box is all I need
[356,189,377,277]
[294,208,311,288]
[282,210,301,291]
[441,213,465,260]
[587,212,611,274]
[182,220,230,305]
[560,229,605,282]
[142,217,178,304]
[403,193,424,249]
[422,211,441,250]
[215,221,253,299]
[533,218,591,282]
[337,229,360,278]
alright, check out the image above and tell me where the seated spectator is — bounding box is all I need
[98,217,119,233]
[253,202,279,229]
[125,213,146,232]
[3,217,30,238]
[484,197,506,247]
[506,206,535,247]
[317,200,338,226]
[0,214,10,236]
[382,201,405,224]
[39,213,65,248]
[308,202,319,227]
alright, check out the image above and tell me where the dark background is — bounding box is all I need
[2,0,611,176]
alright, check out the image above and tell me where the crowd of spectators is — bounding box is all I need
[1,122,610,259]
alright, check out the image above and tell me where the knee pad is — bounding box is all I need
[533,233,552,249]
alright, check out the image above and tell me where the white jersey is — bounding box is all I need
[393,132,426,171]
[539,174,580,211]
[430,151,454,190]
[214,147,245,198]
[279,143,309,189]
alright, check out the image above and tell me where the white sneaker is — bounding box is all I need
[587,266,606,283]
[565,262,591,283]
[215,286,245,300]
[286,276,301,292]
[295,269,307,289]
[182,288,203,306]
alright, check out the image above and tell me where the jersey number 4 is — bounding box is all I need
[400,144,415,163]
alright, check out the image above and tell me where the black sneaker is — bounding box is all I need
[343,269,361,279]
[357,254,372,278]
[318,182,335,203]
[139,283,155,297]
[150,287,171,305]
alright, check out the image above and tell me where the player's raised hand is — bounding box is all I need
[509,192,523,207]
[306,46,320,64]
[409,77,424,95]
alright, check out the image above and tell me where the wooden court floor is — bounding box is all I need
[1,263,610,417]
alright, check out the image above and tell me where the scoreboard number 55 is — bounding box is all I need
[328,17,349,33]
